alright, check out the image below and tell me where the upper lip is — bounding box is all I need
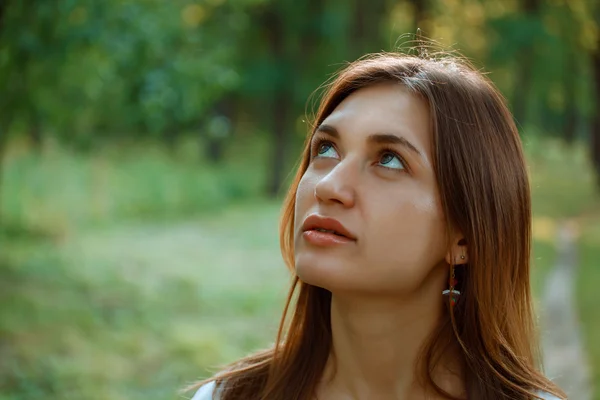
[301,214,356,240]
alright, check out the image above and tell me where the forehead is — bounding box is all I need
[320,83,432,154]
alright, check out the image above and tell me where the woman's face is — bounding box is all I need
[294,83,450,295]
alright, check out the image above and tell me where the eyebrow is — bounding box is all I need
[315,124,423,158]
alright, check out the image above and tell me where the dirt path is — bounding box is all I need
[540,221,592,399]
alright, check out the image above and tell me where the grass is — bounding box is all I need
[576,211,600,400]
[0,138,288,400]
[0,202,288,400]
[0,137,598,399]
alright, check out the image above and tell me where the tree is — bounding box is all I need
[592,32,600,187]
[512,0,542,128]
[236,0,391,196]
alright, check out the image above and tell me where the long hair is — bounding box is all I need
[190,52,566,399]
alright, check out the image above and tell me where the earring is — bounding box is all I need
[442,263,460,308]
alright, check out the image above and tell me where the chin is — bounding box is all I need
[295,252,362,293]
[295,254,338,290]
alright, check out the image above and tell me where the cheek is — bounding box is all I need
[368,193,447,266]
[294,172,317,215]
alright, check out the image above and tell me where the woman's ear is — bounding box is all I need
[445,237,469,265]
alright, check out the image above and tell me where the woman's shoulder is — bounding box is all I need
[190,381,218,400]
[188,381,563,400]
[537,391,563,400]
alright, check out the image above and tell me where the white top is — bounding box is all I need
[190,380,562,399]
[191,381,218,400]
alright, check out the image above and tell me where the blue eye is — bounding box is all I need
[315,141,338,159]
[379,151,405,170]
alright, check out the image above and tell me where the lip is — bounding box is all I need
[301,214,356,241]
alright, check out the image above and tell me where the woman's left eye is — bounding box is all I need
[378,151,405,170]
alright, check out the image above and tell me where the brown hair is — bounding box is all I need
[190,52,566,399]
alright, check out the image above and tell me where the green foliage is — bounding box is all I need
[1,0,598,187]
[527,138,598,218]
[0,138,267,231]
[0,0,244,146]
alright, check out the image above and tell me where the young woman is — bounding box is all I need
[189,52,567,399]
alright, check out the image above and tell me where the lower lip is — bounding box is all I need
[302,230,355,246]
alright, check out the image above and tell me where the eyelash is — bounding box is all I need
[310,137,325,156]
[310,138,409,173]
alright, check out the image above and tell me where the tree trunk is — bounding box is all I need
[512,49,533,127]
[264,7,290,197]
[352,0,367,56]
[562,48,577,144]
[268,91,288,197]
[410,0,427,35]
[29,114,42,151]
[0,0,9,224]
[205,138,224,163]
[591,39,600,188]
[352,0,387,57]
[512,0,541,129]
[0,119,11,224]
[0,0,6,33]
[164,127,178,153]
[203,97,234,164]
[560,7,579,145]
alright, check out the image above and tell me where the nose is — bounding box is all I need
[314,159,357,208]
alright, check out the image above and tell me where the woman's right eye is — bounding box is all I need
[314,140,338,159]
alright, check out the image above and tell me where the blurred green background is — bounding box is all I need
[0,0,599,399]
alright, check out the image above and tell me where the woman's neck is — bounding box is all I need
[317,280,465,399]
